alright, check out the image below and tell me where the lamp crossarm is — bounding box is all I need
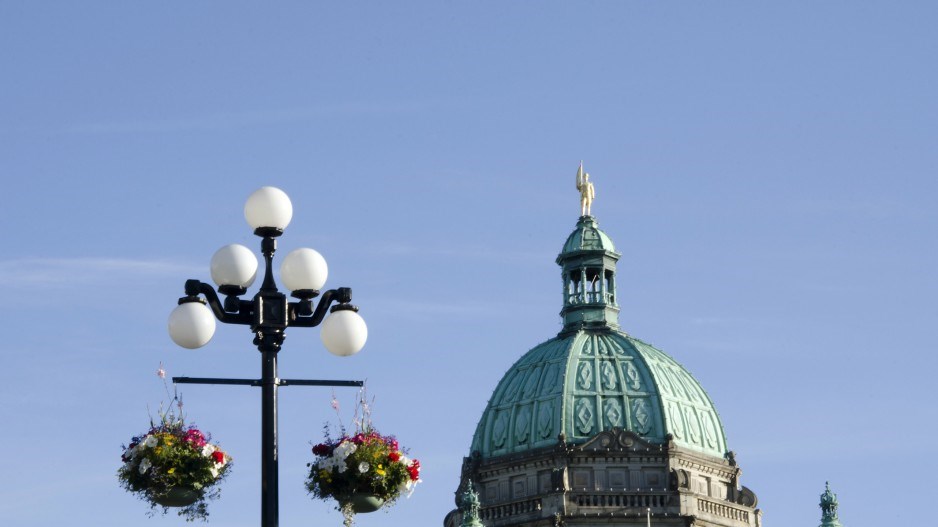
[184,279,252,325]
[183,280,354,329]
[289,287,352,328]
[173,376,363,388]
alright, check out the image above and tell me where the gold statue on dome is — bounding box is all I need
[576,162,595,216]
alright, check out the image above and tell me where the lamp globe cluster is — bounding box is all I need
[166,186,367,357]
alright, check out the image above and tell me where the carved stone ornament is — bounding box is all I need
[701,412,717,448]
[538,402,553,439]
[654,364,673,396]
[577,362,593,390]
[523,366,541,399]
[669,404,685,439]
[674,370,699,402]
[632,398,652,435]
[607,337,626,356]
[685,407,701,444]
[541,363,560,395]
[738,485,758,508]
[670,468,690,490]
[575,398,594,434]
[579,428,660,452]
[492,412,509,448]
[582,336,594,356]
[601,361,617,390]
[597,338,609,356]
[501,371,524,404]
[603,398,623,428]
[625,361,641,390]
[515,406,531,444]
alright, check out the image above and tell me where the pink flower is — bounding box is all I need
[185,429,207,448]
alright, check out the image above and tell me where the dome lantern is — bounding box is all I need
[556,215,621,333]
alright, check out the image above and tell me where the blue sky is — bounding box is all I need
[1,2,936,526]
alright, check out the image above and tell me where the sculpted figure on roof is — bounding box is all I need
[576,162,595,217]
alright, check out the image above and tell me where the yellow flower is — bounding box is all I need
[319,470,331,482]
[168,467,176,474]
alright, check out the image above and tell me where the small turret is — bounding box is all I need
[459,479,483,527]
[819,482,843,527]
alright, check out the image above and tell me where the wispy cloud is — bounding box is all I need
[790,196,930,220]
[59,100,440,135]
[367,298,501,319]
[688,315,756,326]
[365,241,551,266]
[0,257,200,287]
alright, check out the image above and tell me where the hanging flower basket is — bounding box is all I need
[306,429,421,525]
[118,413,232,522]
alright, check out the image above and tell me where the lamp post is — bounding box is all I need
[167,186,368,527]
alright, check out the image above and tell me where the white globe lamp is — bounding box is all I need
[280,248,328,292]
[210,244,258,288]
[320,309,368,357]
[168,302,217,349]
[244,186,293,233]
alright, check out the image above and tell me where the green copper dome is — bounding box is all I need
[561,215,617,254]
[470,216,728,459]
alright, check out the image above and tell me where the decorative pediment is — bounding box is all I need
[577,428,663,452]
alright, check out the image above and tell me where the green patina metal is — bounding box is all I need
[470,215,729,459]
[458,479,483,527]
[819,482,843,527]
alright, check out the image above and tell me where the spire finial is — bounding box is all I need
[575,162,595,217]
[458,479,483,527]
[819,482,843,526]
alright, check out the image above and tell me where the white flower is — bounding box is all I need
[358,462,370,474]
[318,456,348,474]
[202,444,216,457]
[123,446,136,460]
[210,466,219,478]
[138,458,152,474]
[143,435,158,448]
[333,441,357,460]
[398,477,421,498]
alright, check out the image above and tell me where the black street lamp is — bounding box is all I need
[167,186,368,527]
